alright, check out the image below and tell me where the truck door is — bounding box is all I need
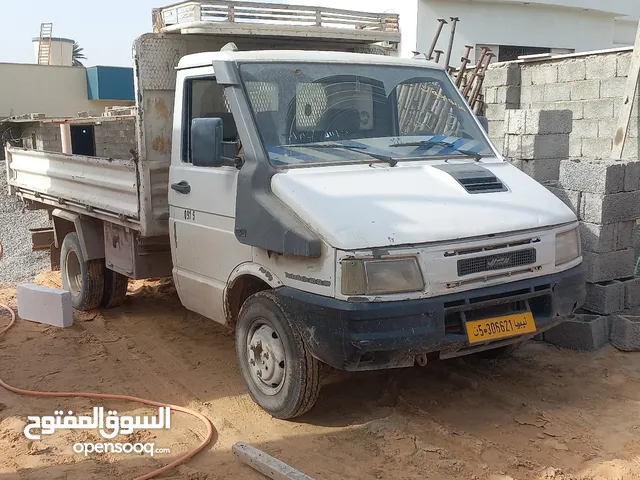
[169,73,252,323]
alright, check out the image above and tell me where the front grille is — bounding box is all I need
[457,248,536,277]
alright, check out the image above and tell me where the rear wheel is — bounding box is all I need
[60,233,104,311]
[101,268,129,308]
[235,291,321,419]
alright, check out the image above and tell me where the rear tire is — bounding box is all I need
[101,268,129,308]
[60,233,104,311]
[236,291,321,419]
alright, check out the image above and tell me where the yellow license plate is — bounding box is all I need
[466,312,537,344]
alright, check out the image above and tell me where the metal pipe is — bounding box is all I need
[444,17,460,70]
[469,53,495,110]
[433,50,444,63]
[427,18,448,60]
[456,45,474,88]
[60,124,72,154]
[463,47,490,98]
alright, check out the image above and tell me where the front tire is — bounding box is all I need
[60,233,105,311]
[235,291,321,419]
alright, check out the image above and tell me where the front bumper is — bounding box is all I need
[275,263,586,371]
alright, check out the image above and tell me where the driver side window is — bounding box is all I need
[182,77,237,165]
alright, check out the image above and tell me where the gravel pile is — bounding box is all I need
[0,161,50,285]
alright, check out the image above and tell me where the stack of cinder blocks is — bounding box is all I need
[503,109,572,182]
[542,158,640,350]
[549,158,640,315]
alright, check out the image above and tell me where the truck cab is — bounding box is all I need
[169,50,586,418]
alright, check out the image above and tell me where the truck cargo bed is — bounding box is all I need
[5,147,141,229]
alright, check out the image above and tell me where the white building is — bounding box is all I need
[287,0,640,63]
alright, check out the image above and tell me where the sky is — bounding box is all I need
[0,0,304,67]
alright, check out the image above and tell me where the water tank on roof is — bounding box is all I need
[32,37,75,66]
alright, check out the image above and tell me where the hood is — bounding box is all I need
[271,160,576,251]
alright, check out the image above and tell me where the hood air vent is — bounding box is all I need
[434,163,507,194]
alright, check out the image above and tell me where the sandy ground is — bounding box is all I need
[1,272,640,480]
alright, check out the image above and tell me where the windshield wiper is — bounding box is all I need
[285,143,399,167]
[389,140,483,161]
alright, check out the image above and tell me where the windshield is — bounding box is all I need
[238,62,494,166]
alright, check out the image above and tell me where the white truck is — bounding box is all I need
[4,1,586,419]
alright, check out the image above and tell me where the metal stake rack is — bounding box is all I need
[415,17,494,114]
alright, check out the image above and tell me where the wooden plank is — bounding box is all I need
[232,442,315,480]
[612,20,640,159]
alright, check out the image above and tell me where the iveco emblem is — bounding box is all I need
[487,256,511,268]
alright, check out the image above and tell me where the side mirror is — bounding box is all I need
[191,117,224,167]
[477,115,489,134]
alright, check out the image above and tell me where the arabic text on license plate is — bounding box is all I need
[466,312,536,345]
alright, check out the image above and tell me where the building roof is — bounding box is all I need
[31,37,75,44]
[177,50,443,70]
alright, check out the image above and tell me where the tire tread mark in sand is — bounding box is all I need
[79,318,188,405]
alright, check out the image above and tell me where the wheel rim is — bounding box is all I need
[64,250,83,297]
[246,320,286,396]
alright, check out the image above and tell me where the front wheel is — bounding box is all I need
[235,291,321,419]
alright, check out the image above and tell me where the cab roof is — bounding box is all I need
[177,50,443,70]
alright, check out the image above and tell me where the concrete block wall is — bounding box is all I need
[94,118,137,160]
[22,118,136,159]
[543,158,640,315]
[483,49,639,160]
[503,109,572,182]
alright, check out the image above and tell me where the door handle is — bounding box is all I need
[171,180,191,194]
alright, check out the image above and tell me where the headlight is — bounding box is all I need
[341,257,424,295]
[555,228,581,266]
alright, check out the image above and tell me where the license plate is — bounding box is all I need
[466,312,537,345]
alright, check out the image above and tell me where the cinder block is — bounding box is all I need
[585,55,617,80]
[505,110,526,134]
[570,80,600,101]
[584,99,615,120]
[531,65,558,85]
[525,109,573,135]
[485,64,521,88]
[581,137,613,159]
[520,134,569,160]
[580,190,640,224]
[497,86,520,105]
[520,158,560,182]
[580,221,635,253]
[624,161,640,191]
[544,83,571,102]
[491,137,505,154]
[485,104,507,121]
[617,54,632,77]
[623,277,640,309]
[598,118,618,138]
[558,59,586,82]
[609,315,640,351]
[570,137,583,157]
[487,121,504,138]
[484,86,498,105]
[583,281,625,315]
[559,158,625,194]
[600,77,627,99]
[520,85,545,104]
[555,101,584,121]
[544,314,610,351]
[17,284,73,328]
[583,249,635,283]
[573,119,599,138]
[521,68,533,87]
[543,181,581,214]
[623,138,640,160]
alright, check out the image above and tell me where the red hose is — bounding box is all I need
[0,284,216,479]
